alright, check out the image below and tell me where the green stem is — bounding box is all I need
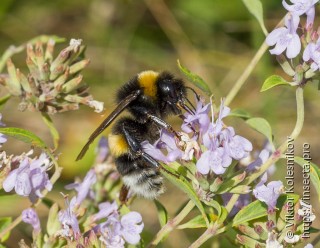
[148,200,195,247]
[225,41,268,106]
[188,223,218,248]
[41,113,60,150]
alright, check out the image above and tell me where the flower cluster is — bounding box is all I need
[57,174,143,247]
[143,98,253,176]
[266,0,320,84]
[0,39,104,114]
[2,151,52,203]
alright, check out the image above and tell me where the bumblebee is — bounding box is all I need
[76,70,196,199]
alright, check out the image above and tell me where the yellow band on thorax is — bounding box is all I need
[137,71,159,99]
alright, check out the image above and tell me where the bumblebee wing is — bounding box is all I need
[76,89,141,161]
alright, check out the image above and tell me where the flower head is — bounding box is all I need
[65,169,97,206]
[3,152,52,203]
[22,208,41,233]
[283,0,318,26]
[266,13,301,59]
[58,197,81,240]
[120,212,144,245]
[303,38,320,71]
[253,174,284,211]
[91,201,118,222]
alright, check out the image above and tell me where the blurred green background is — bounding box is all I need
[0,0,319,247]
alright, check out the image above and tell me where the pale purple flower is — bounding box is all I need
[266,232,283,248]
[253,174,284,211]
[304,244,314,248]
[225,134,253,160]
[95,136,109,163]
[65,169,96,206]
[303,39,320,70]
[120,212,144,245]
[22,208,41,233]
[3,153,52,203]
[141,130,183,163]
[91,201,118,222]
[196,148,232,175]
[266,13,301,59]
[58,197,81,239]
[283,0,318,26]
[182,97,210,134]
[100,213,124,248]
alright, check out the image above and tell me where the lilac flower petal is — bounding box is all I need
[266,27,288,46]
[306,6,315,26]
[196,151,211,175]
[286,34,301,58]
[141,141,168,163]
[2,170,18,192]
[303,43,314,61]
[121,212,144,245]
[15,172,32,196]
[92,201,118,222]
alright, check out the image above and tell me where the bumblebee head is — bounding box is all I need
[157,72,195,115]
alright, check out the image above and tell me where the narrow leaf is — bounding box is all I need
[246,117,273,146]
[229,108,252,120]
[161,163,209,226]
[294,156,320,203]
[0,94,11,110]
[232,200,267,226]
[242,0,268,35]
[0,217,12,242]
[261,75,290,92]
[154,200,168,227]
[47,203,61,236]
[0,127,48,150]
[177,60,212,96]
[177,215,207,229]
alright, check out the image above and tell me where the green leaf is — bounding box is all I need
[0,94,11,110]
[246,117,273,146]
[261,75,290,92]
[232,200,267,226]
[177,215,207,229]
[294,156,320,203]
[47,203,61,236]
[229,108,252,120]
[177,60,212,96]
[0,217,12,242]
[0,127,48,151]
[161,163,209,226]
[242,0,268,35]
[154,200,168,227]
[42,113,60,150]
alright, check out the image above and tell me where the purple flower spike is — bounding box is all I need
[253,174,284,211]
[22,208,41,233]
[120,212,144,245]
[266,13,301,59]
[65,169,97,206]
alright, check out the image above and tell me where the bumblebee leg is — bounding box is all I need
[121,123,160,168]
[147,114,180,137]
